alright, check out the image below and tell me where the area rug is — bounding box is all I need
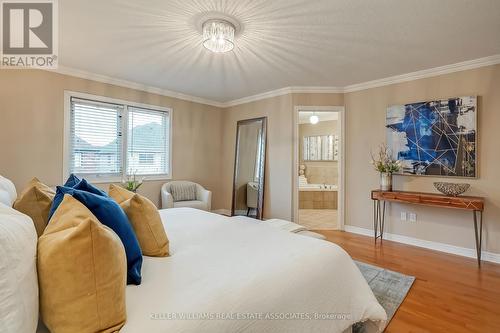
[353,261,415,333]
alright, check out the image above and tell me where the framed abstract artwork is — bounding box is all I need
[386,96,477,178]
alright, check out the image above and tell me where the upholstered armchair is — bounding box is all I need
[161,181,212,211]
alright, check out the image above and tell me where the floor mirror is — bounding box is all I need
[231,117,267,220]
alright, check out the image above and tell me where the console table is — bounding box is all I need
[371,190,485,266]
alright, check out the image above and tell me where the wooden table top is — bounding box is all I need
[371,190,484,211]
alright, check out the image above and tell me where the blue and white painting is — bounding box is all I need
[386,96,477,177]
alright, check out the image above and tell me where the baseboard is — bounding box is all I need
[344,225,500,264]
[212,209,231,216]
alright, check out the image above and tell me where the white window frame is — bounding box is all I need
[63,91,173,183]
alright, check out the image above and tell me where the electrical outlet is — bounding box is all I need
[409,213,417,222]
[400,212,407,221]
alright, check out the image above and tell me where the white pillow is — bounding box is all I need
[0,176,17,206]
[0,190,11,206]
[0,203,38,333]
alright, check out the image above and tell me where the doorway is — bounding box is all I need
[293,106,345,230]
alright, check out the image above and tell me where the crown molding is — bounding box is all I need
[223,54,500,106]
[288,86,345,94]
[47,66,225,108]
[221,86,344,108]
[46,54,500,109]
[221,87,293,108]
[343,54,500,93]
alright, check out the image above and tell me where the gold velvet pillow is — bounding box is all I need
[109,184,169,257]
[38,194,127,333]
[13,177,55,237]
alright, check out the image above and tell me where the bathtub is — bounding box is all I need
[299,184,338,209]
[299,184,338,192]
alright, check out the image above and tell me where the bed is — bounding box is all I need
[120,208,387,333]
[2,174,384,333]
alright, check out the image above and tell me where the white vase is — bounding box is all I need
[380,173,392,191]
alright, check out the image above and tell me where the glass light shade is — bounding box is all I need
[309,115,319,124]
[202,19,235,53]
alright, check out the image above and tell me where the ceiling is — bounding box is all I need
[299,112,338,124]
[60,0,500,103]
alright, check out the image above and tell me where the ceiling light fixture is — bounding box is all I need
[310,113,319,124]
[202,19,235,53]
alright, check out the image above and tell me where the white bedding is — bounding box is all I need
[122,208,386,333]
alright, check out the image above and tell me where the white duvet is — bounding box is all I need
[122,208,386,333]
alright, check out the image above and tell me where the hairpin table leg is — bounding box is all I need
[473,210,483,266]
[373,200,386,242]
[380,201,386,241]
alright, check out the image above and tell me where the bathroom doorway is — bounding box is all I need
[293,106,345,230]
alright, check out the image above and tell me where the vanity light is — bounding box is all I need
[309,113,319,124]
[202,19,235,53]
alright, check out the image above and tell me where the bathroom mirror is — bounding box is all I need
[232,117,267,220]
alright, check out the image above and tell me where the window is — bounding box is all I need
[127,107,169,175]
[138,153,154,165]
[302,135,339,161]
[65,93,172,181]
[70,98,123,176]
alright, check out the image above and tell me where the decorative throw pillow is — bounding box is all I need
[0,202,39,333]
[49,186,143,285]
[13,178,55,237]
[73,178,108,197]
[0,175,17,206]
[170,182,197,202]
[38,195,126,333]
[109,184,169,257]
[0,189,11,206]
[63,173,80,187]
[47,179,106,219]
[63,174,107,197]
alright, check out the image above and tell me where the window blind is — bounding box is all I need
[127,106,169,175]
[70,98,123,175]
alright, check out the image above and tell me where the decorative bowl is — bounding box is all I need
[433,182,470,196]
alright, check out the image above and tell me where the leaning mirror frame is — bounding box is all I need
[231,117,267,220]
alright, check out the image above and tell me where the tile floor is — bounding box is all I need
[298,209,338,230]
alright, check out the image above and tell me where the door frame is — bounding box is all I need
[292,106,346,230]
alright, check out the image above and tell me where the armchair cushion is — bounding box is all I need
[170,182,197,202]
[174,200,208,211]
[161,181,212,211]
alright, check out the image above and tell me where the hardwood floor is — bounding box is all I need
[316,230,500,333]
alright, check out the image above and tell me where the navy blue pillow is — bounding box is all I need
[73,178,108,197]
[47,178,107,219]
[49,186,143,285]
[64,174,81,188]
